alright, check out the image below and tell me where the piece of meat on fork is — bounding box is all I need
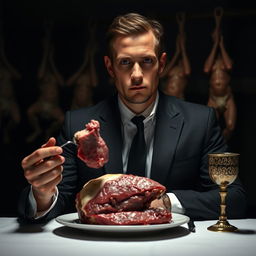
[73,120,109,168]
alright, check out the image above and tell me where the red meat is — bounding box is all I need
[88,209,171,225]
[76,174,172,225]
[74,120,109,168]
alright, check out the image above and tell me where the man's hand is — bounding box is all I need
[21,137,65,211]
[150,193,172,211]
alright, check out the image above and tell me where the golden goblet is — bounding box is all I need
[207,152,239,232]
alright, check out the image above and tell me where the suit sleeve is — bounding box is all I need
[173,108,247,220]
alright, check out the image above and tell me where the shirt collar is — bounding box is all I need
[118,91,159,125]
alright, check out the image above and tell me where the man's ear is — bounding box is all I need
[104,56,114,77]
[158,52,167,75]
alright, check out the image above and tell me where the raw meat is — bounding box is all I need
[86,209,171,225]
[74,120,109,168]
[76,174,172,225]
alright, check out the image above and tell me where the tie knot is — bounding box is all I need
[131,116,145,126]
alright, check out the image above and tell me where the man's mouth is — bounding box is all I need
[130,86,146,90]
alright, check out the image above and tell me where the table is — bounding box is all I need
[0,216,255,256]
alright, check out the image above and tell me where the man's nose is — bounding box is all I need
[131,63,143,85]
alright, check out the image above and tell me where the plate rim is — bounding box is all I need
[55,212,190,232]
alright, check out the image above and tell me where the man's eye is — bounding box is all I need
[120,59,131,65]
[143,58,153,64]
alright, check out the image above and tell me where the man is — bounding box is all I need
[19,13,247,222]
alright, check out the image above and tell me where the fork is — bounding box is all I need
[60,140,77,148]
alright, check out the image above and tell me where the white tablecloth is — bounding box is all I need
[0,217,255,256]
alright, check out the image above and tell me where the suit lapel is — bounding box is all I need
[98,96,124,173]
[151,94,184,185]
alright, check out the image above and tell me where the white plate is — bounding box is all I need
[55,212,190,232]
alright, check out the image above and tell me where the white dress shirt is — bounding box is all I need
[29,92,184,218]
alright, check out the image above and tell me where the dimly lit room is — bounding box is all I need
[0,0,256,254]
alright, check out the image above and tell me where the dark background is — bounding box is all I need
[0,0,255,217]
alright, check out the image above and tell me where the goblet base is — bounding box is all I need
[207,220,238,232]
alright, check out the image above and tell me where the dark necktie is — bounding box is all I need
[127,115,146,177]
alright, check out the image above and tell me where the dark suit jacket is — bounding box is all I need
[18,91,247,221]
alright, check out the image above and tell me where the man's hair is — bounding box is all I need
[106,13,164,59]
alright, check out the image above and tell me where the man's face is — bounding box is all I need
[104,31,166,113]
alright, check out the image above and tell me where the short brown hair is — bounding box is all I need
[106,13,164,59]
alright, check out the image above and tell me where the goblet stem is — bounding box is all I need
[207,183,238,232]
[219,184,227,222]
